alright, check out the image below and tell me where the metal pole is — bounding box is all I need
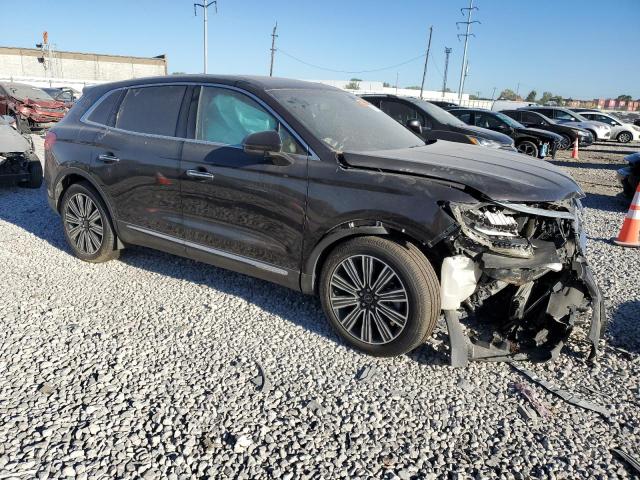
[457,0,478,102]
[269,22,278,76]
[419,26,433,100]
[442,47,451,97]
[491,86,496,100]
[203,4,208,73]
[396,72,399,95]
[194,1,217,74]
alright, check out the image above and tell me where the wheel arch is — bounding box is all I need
[54,168,122,241]
[300,220,443,295]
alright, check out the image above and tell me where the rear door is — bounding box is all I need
[180,85,309,288]
[89,84,187,255]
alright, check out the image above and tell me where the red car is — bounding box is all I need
[0,82,66,133]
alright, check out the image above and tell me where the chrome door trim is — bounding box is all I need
[125,224,289,276]
[79,81,320,161]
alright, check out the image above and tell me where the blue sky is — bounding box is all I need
[1,0,638,99]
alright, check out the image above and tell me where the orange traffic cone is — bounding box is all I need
[571,136,579,159]
[613,183,640,247]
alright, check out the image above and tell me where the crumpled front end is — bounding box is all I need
[439,198,605,366]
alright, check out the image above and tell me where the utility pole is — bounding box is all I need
[491,86,497,100]
[395,72,399,95]
[515,82,520,97]
[442,47,452,97]
[419,26,433,99]
[194,1,217,74]
[456,0,479,102]
[269,22,278,76]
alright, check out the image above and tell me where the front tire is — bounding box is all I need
[516,140,539,158]
[60,182,119,263]
[559,134,572,150]
[319,236,440,357]
[25,159,42,188]
[617,131,633,144]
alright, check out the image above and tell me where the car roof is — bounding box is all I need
[85,75,336,94]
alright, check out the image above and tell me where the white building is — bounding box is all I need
[0,46,167,92]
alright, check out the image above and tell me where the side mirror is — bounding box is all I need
[407,119,423,135]
[243,130,291,166]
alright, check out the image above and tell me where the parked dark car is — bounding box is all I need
[448,108,563,158]
[0,115,42,188]
[617,152,640,198]
[519,106,611,142]
[360,94,515,150]
[0,82,66,133]
[501,109,593,149]
[44,75,603,364]
[42,87,80,108]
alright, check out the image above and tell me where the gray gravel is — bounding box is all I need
[0,136,638,479]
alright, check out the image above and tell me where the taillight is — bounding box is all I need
[44,131,57,151]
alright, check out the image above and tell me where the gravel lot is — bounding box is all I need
[0,136,639,479]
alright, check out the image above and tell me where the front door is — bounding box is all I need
[90,84,186,254]
[180,86,308,288]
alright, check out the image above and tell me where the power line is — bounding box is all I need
[276,48,427,74]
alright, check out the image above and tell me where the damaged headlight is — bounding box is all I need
[450,203,534,259]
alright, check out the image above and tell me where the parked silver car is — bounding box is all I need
[519,107,612,141]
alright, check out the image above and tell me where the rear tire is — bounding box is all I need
[319,236,441,357]
[60,182,120,263]
[516,140,539,158]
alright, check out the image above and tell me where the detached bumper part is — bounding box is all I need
[440,254,604,367]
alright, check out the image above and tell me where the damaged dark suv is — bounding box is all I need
[44,76,603,365]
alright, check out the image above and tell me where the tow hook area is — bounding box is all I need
[440,254,605,368]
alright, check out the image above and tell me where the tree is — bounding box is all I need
[345,79,360,90]
[350,78,363,82]
[549,95,564,106]
[171,71,187,75]
[383,82,391,88]
[617,94,632,101]
[498,89,518,101]
[405,86,422,90]
[525,90,537,102]
[539,91,554,104]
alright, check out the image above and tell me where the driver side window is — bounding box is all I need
[196,86,305,154]
[474,112,502,129]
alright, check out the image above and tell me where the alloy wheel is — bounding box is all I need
[64,193,104,255]
[618,132,632,143]
[517,142,537,156]
[329,255,409,345]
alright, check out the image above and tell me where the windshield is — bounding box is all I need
[3,83,54,102]
[414,100,468,127]
[494,112,524,128]
[269,88,424,152]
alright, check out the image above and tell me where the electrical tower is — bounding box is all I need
[456,0,479,101]
[419,26,433,100]
[442,47,452,97]
[194,1,217,74]
[269,22,278,77]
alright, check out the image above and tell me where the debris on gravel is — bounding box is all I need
[0,137,638,478]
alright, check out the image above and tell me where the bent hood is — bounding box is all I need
[342,140,582,202]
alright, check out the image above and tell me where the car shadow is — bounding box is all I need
[581,148,637,156]
[0,186,349,349]
[551,160,624,171]
[606,300,640,355]
[582,191,630,214]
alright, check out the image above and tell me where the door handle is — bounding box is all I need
[98,153,120,163]
[186,169,215,180]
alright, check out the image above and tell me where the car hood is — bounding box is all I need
[516,127,563,141]
[0,125,30,153]
[342,140,582,202]
[456,124,513,145]
[624,152,640,165]
[23,98,66,110]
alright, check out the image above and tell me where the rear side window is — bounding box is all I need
[87,90,121,126]
[453,111,472,124]
[115,85,186,136]
[380,100,423,127]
